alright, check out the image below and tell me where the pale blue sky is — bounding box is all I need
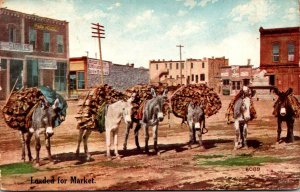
[3,0,299,67]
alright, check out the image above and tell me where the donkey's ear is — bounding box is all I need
[251,89,256,97]
[273,87,280,96]
[162,89,168,98]
[52,98,60,109]
[285,88,293,96]
[151,88,157,98]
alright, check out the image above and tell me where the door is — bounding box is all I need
[10,60,23,91]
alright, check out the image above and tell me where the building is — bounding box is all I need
[259,26,300,95]
[220,65,253,95]
[69,56,149,96]
[0,8,69,100]
[149,57,228,92]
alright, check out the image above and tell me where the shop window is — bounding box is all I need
[0,59,7,70]
[29,28,37,50]
[202,62,205,68]
[191,63,193,69]
[77,71,85,89]
[200,74,205,81]
[69,72,76,90]
[272,44,279,62]
[43,32,50,52]
[9,26,17,43]
[10,60,23,91]
[223,79,229,85]
[288,43,295,61]
[57,35,64,53]
[27,60,39,87]
[55,62,66,91]
[169,63,172,69]
[195,75,198,83]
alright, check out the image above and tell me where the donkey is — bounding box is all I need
[105,95,135,159]
[129,88,168,154]
[186,102,206,149]
[273,88,295,143]
[75,94,135,160]
[25,98,60,166]
[233,86,254,150]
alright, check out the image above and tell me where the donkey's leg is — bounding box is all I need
[113,129,120,158]
[152,124,159,153]
[45,133,53,162]
[286,118,295,143]
[35,131,41,166]
[277,118,282,143]
[19,131,26,161]
[106,129,112,158]
[243,123,248,148]
[198,121,203,148]
[134,122,142,150]
[188,121,194,148]
[234,120,239,150]
[144,125,149,153]
[76,129,84,157]
[123,122,132,150]
[83,129,92,161]
[26,132,33,161]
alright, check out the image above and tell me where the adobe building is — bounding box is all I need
[69,56,149,96]
[259,26,300,95]
[220,65,253,95]
[149,57,228,92]
[0,8,69,100]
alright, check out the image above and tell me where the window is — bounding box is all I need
[0,59,7,70]
[170,63,172,69]
[176,75,179,79]
[288,43,295,61]
[195,75,198,83]
[237,81,241,90]
[55,62,66,91]
[272,44,279,62]
[223,79,230,85]
[176,63,179,69]
[43,32,50,52]
[202,62,205,68]
[170,75,172,79]
[200,74,205,81]
[77,71,85,89]
[29,28,37,50]
[156,64,158,70]
[27,59,39,87]
[243,79,250,86]
[165,63,167,69]
[191,63,193,69]
[192,74,194,81]
[181,62,184,69]
[9,26,17,42]
[57,35,64,53]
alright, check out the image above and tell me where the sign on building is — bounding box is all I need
[39,59,57,69]
[0,41,33,52]
[87,59,110,75]
[231,66,239,78]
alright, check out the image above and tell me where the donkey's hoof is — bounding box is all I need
[199,145,205,150]
[116,155,121,159]
[123,146,127,150]
[86,155,91,161]
[156,151,161,155]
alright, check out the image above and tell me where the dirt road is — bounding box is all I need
[0,97,299,190]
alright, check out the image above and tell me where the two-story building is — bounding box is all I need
[0,8,69,99]
[149,56,228,92]
[259,26,300,95]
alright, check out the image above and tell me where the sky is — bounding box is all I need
[2,0,299,68]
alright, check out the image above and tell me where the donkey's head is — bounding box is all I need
[187,102,204,129]
[40,98,60,137]
[150,88,168,122]
[274,88,293,116]
[122,93,136,124]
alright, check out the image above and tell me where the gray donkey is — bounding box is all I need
[186,102,206,149]
[26,99,59,166]
[134,88,168,154]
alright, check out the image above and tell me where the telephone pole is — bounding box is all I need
[176,44,184,85]
[91,23,105,85]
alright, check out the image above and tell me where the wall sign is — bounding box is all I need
[231,66,239,78]
[240,71,249,77]
[221,72,229,77]
[0,41,33,52]
[39,59,57,69]
[33,23,59,32]
[87,59,109,75]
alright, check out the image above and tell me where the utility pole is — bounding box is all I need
[176,44,184,85]
[91,23,105,85]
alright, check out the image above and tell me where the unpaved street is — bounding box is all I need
[0,97,299,190]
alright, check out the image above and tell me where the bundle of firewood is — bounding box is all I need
[170,84,222,119]
[76,84,127,130]
[2,87,45,131]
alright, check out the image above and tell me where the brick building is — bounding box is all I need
[0,8,69,100]
[149,56,228,92]
[220,65,253,95]
[259,26,300,95]
[69,56,149,96]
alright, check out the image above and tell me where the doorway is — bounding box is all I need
[10,60,23,91]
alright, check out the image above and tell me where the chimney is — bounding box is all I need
[130,63,134,67]
[247,59,251,66]
[212,56,214,59]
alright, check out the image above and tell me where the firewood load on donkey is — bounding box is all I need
[170,84,222,149]
[225,86,256,150]
[75,84,134,160]
[272,87,300,143]
[1,86,67,165]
